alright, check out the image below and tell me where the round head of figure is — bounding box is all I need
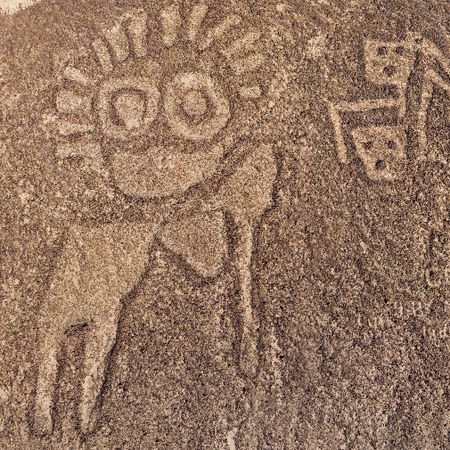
[364,38,416,88]
[52,4,286,200]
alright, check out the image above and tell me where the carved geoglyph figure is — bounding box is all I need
[328,32,450,180]
[35,3,285,435]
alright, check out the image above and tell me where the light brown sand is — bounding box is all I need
[1,0,449,448]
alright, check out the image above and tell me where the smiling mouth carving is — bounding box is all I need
[111,143,225,198]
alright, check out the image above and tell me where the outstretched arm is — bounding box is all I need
[417,69,450,160]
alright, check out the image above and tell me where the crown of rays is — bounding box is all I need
[51,3,267,164]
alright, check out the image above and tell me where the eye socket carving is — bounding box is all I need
[386,140,397,150]
[377,46,388,56]
[164,72,231,142]
[383,65,397,77]
[97,73,232,143]
[98,78,161,141]
[112,90,147,131]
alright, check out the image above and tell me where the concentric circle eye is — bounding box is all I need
[164,72,231,141]
[182,90,208,118]
[98,78,160,140]
[113,91,147,131]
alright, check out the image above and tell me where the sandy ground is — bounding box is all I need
[0,0,40,14]
[1,1,449,449]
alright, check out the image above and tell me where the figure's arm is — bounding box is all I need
[420,37,450,81]
[417,69,450,159]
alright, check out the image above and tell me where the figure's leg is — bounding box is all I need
[216,143,277,378]
[73,221,161,433]
[234,217,258,378]
[34,324,64,435]
[34,229,80,436]
[79,318,118,433]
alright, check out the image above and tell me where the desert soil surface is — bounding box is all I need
[0,0,449,449]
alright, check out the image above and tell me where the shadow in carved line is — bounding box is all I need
[35,2,284,436]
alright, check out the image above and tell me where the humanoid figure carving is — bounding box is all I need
[35,4,281,435]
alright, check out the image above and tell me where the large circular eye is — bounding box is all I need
[98,78,160,140]
[164,72,230,141]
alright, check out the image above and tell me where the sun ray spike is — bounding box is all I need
[63,66,95,87]
[57,120,95,137]
[187,2,209,41]
[104,24,130,63]
[230,53,265,75]
[199,14,242,51]
[56,142,105,173]
[56,90,92,115]
[160,4,181,47]
[222,31,261,59]
[125,10,148,57]
[92,39,113,74]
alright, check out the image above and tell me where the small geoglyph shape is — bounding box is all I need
[2,1,449,448]
[328,32,450,176]
[351,126,406,181]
